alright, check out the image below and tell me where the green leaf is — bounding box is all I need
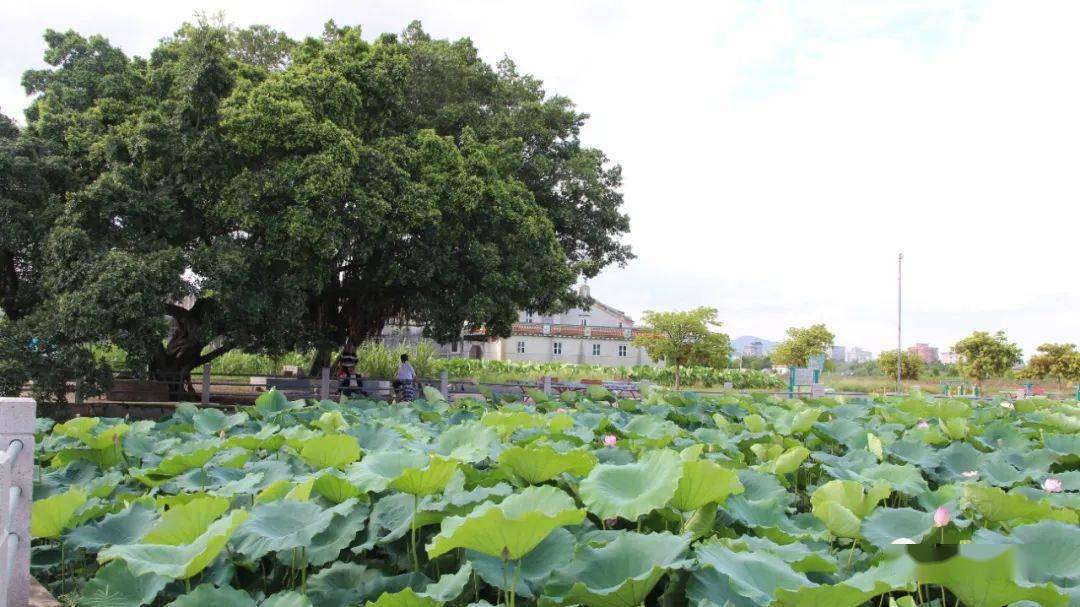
[543,532,691,607]
[254,389,304,417]
[299,434,361,469]
[31,487,88,538]
[964,485,1078,525]
[810,480,890,538]
[423,385,447,403]
[366,564,472,607]
[313,471,363,503]
[81,561,167,607]
[432,422,499,464]
[426,485,585,559]
[670,459,743,511]
[468,528,575,598]
[99,509,249,580]
[688,541,811,606]
[773,552,916,607]
[67,502,158,550]
[142,496,231,545]
[498,445,597,484]
[389,455,459,497]
[230,500,341,561]
[579,449,683,520]
[859,508,934,549]
[916,546,1068,607]
[347,451,428,493]
[261,591,313,607]
[167,584,256,607]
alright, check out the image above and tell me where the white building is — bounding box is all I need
[846,347,873,363]
[939,351,960,365]
[463,286,653,365]
[380,286,654,366]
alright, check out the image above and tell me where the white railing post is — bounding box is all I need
[543,375,552,395]
[439,371,449,399]
[0,398,35,607]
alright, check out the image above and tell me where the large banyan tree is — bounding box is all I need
[0,20,631,398]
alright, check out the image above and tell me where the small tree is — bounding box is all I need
[953,330,1023,385]
[771,324,835,367]
[878,350,924,380]
[1018,343,1080,389]
[632,307,731,389]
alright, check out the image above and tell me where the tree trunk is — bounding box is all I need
[148,300,225,401]
[674,364,681,391]
[309,346,333,378]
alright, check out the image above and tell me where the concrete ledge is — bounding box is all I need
[30,578,60,607]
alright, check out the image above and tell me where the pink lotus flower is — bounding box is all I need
[917,420,930,429]
[1043,477,1064,493]
[603,435,617,447]
[556,407,568,413]
[933,506,951,528]
[1000,401,1015,410]
[604,517,618,527]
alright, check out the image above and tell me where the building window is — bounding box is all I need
[592,344,601,356]
[553,342,562,355]
[525,313,533,323]
[516,341,525,354]
[581,319,588,326]
[450,341,459,353]
[618,345,627,357]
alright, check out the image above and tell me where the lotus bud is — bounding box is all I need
[961,470,979,479]
[556,407,568,413]
[219,430,227,439]
[1043,477,1063,493]
[917,420,930,429]
[603,435,617,447]
[891,537,917,545]
[1000,401,1015,410]
[933,506,951,528]
[604,517,618,527]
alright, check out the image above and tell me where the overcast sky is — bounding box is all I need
[3,1,1077,357]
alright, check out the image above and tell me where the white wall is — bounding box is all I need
[491,335,651,366]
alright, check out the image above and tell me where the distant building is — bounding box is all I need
[741,340,765,358]
[830,345,846,362]
[939,350,960,365]
[460,285,654,365]
[380,286,653,365]
[908,343,939,364]
[846,347,873,363]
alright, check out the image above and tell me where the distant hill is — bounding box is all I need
[731,335,778,355]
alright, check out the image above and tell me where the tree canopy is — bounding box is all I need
[632,307,731,389]
[0,19,631,399]
[952,330,1023,383]
[877,350,924,380]
[1018,343,1080,388]
[770,324,834,367]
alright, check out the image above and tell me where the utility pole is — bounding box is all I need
[897,252,903,394]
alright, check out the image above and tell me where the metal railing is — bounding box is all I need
[0,398,34,607]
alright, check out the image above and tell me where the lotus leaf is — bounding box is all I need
[579,449,682,520]
[498,444,597,484]
[426,485,585,559]
[542,532,691,607]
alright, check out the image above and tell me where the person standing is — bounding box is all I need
[395,353,417,401]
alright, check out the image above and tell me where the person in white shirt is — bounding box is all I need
[395,353,417,401]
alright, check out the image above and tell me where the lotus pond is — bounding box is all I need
[28,388,1080,606]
